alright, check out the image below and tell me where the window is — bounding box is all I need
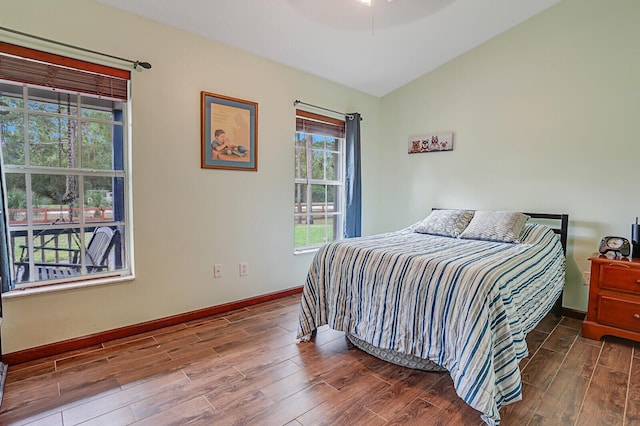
[0,42,132,290]
[294,110,345,252]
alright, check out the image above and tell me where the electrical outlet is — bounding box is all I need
[583,271,590,285]
[214,264,222,278]
[239,262,248,277]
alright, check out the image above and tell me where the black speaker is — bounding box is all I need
[632,221,640,259]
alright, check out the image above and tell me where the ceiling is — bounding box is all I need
[98,0,560,97]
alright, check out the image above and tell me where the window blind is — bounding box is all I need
[296,109,345,138]
[0,41,130,100]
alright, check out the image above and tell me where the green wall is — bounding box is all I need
[0,0,383,353]
[380,0,640,311]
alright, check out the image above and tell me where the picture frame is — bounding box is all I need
[201,91,258,171]
[408,132,454,154]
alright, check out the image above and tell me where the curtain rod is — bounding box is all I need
[0,26,152,70]
[294,100,361,121]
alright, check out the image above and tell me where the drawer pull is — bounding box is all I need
[609,263,631,268]
[635,314,640,320]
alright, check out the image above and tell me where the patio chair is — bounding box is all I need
[15,226,119,282]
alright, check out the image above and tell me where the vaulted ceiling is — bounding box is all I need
[99,0,560,97]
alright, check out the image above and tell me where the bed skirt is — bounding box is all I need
[345,333,447,372]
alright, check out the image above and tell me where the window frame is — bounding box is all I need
[294,110,346,253]
[0,44,134,292]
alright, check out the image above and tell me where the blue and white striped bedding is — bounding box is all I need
[297,223,565,425]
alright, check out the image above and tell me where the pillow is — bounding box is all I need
[459,211,530,243]
[414,209,475,238]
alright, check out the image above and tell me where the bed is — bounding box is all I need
[297,210,568,426]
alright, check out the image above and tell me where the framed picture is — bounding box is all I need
[408,132,454,154]
[201,91,258,171]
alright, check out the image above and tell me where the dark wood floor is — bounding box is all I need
[1,294,638,425]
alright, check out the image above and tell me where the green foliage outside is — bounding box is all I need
[6,187,26,211]
[1,86,117,213]
[12,233,81,264]
[294,132,341,248]
[2,85,120,282]
[295,133,339,203]
[294,223,334,248]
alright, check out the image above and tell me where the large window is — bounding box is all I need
[0,43,132,290]
[294,110,345,251]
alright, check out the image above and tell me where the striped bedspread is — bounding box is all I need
[297,223,565,425]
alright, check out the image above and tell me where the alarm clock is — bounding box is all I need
[598,236,631,257]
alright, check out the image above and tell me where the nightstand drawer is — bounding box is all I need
[597,295,640,332]
[599,264,640,294]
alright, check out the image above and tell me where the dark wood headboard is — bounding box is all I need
[432,209,569,254]
[523,212,569,255]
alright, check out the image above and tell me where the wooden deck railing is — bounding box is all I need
[8,207,114,225]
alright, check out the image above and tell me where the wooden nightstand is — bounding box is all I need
[582,255,640,342]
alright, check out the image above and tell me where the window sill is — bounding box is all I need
[2,274,135,299]
[294,247,320,255]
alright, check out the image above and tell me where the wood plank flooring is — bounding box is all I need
[1,294,638,425]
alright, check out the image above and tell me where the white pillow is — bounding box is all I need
[414,209,475,238]
[459,211,530,243]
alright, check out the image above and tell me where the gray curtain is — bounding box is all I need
[344,113,362,238]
